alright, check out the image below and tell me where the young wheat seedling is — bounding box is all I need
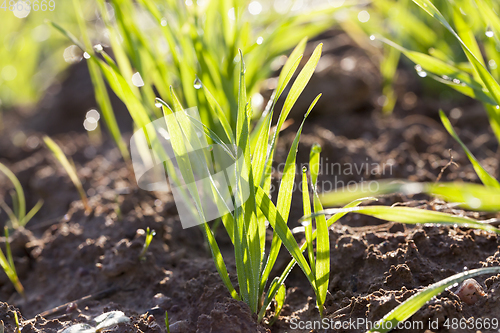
[0,228,24,297]
[0,163,43,229]
[139,227,156,261]
[43,136,91,213]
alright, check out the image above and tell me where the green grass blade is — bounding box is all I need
[44,137,90,213]
[368,267,500,333]
[20,199,44,227]
[0,228,24,297]
[427,182,500,211]
[258,197,373,321]
[379,37,492,103]
[270,283,286,325]
[310,145,329,318]
[260,95,320,296]
[0,163,25,225]
[302,167,315,274]
[0,201,18,228]
[202,82,234,144]
[276,37,307,97]
[440,110,500,188]
[233,50,258,311]
[200,223,239,300]
[412,0,500,106]
[71,0,129,161]
[255,185,314,285]
[275,43,323,137]
[308,205,500,234]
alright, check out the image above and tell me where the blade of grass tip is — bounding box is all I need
[0,163,25,225]
[368,267,500,333]
[310,206,500,234]
[426,182,500,211]
[439,110,500,189]
[46,21,85,51]
[262,44,322,193]
[260,95,321,296]
[165,311,170,333]
[310,144,329,318]
[43,137,90,212]
[258,197,375,321]
[412,0,500,106]
[255,54,303,187]
[275,43,322,142]
[276,37,307,97]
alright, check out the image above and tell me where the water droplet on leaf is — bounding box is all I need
[193,77,202,89]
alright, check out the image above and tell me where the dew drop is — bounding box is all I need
[369,35,376,41]
[248,1,262,15]
[13,1,30,18]
[302,165,308,172]
[357,10,370,23]
[155,102,162,108]
[417,71,427,78]
[193,77,202,89]
[94,44,104,52]
[63,45,82,64]
[442,75,450,80]
[83,52,91,59]
[86,109,100,121]
[132,72,145,87]
[489,59,497,69]
[415,65,427,77]
[256,36,264,45]
[84,118,98,131]
[161,18,167,26]
[452,78,460,84]
[486,28,494,38]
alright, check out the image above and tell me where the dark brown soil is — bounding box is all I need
[0,30,499,333]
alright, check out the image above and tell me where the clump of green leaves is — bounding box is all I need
[380,0,500,142]
[43,136,91,213]
[0,163,43,229]
[51,0,344,158]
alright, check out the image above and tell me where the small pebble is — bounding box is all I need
[456,278,485,305]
